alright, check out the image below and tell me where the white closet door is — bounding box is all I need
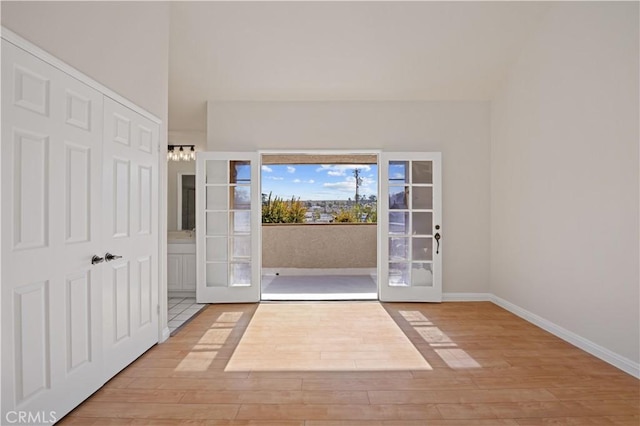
[102,97,159,380]
[196,152,261,303]
[380,152,442,302]
[1,40,104,421]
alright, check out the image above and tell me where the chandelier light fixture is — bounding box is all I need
[167,144,196,161]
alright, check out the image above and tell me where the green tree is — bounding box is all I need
[261,192,307,223]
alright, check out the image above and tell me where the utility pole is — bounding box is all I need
[353,168,363,207]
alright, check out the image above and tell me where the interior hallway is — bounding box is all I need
[60,302,639,424]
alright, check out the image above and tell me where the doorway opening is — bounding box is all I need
[260,153,379,301]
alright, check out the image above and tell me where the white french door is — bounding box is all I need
[196,152,261,303]
[1,40,105,420]
[380,152,442,302]
[101,97,159,380]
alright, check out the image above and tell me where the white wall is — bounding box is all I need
[208,101,491,294]
[491,2,639,367]
[1,1,169,120]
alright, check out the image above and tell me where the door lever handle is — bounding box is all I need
[434,232,441,254]
[105,252,123,262]
[91,255,104,265]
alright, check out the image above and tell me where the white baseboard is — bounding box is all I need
[443,292,492,302]
[491,294,640,379]
[160,326,171,343]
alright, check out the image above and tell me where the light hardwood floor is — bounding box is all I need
[61,302,639,425]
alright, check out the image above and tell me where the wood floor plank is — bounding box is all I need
[58,302,639,424]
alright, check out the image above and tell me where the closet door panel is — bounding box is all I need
[1,39,104,422]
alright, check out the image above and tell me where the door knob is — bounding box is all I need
[105,252,123,262]
[434,232,441,254]
[91,255,104,265]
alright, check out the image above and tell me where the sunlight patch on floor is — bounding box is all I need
[225,302,432,372]
[399,310,481,369]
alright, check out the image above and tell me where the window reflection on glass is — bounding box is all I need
[412,263,433,287]
[231,263,251,286]
[389,161,409,183]
[389,186,408,209]
[389,237,409,261]
[231,161,251,184]
[231,211,251,233]
[389,263,410,286]
[389,212,409,235]
[231,236,251,259]
[231,186,251,210]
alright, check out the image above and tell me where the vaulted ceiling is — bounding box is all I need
[169,2,550,131]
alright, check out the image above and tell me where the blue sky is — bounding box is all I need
[261,164,378,201]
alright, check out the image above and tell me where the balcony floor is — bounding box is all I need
[261,274,377,301]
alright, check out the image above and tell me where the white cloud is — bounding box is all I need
[265,176,283,181]
[287,166,296,173]
[293,178,315,184]
[316,164,372,177]
[293,179,301,183]
[261,165,273,172]
[323,175,376,196]
[308,179,315,184]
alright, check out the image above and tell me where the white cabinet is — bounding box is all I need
[168,244,196,292]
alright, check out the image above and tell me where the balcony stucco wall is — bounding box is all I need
[262,224,376,268]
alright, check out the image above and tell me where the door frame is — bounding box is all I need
[258,149,383,300]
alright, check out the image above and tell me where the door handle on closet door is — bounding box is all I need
[91,255,105,265]
[105,253,123,262]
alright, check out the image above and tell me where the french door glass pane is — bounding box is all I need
[231,236,251,259]
[412,263,433,287]
[389,212,409,235]
[412,161,433,184]
[389,186,408,209]
[206,212,227,235]
[412,212,433,235]
[206,237,227,261]
[389,161,409,183]
[412,237,433,261]
[231,211,251,233]
[206,160,227,184]
[412,186,433,210]
[206,186,227,210]
[231,186,251,210]
[231,161,251,183]
[389,263,410,286]
[389,237,409,261]
[206,263,228,287]
[231,263,251,286]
